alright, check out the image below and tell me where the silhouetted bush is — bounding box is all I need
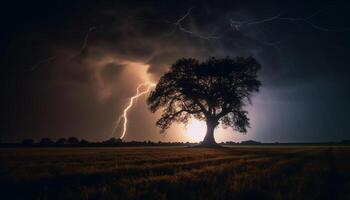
[225,141,237,145]
[67,137,79,145]
[39,138,54,146]
[102,138,122,145]
[21,139,34,145]
[56,138,67,145]
[80,139,89,145]
[241,140,261,145]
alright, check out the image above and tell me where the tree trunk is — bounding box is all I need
[200,120,220,147]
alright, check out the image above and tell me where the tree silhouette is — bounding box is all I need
[39,138,54,146]
[147,57,261,146]
[67,137,79,145]
[56,138,67,145]
[21,139,34,146]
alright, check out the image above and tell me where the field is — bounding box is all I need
[1,146,350,200]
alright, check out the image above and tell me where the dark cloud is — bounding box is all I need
[101,63,125,83]
[1,0,350,142]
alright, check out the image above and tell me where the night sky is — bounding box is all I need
[1,0,350,143]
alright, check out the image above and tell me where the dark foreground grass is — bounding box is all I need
[0,146,349,200]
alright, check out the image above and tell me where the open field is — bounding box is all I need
[1,146,350,200]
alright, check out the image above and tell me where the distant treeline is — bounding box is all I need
[0,137,196,147]
[0,138,349,147]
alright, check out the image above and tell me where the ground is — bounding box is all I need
[0,146,349,199]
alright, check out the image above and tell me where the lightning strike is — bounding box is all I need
[24,5,350,73]
[170,7,220,40]
[25,55,58,72]
[112,81,156,139]
[70,26,97,59]
[229,9,350,33]
[25,26,97,72]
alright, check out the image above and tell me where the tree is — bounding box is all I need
[80,139,90,145]
[56,138,67,145]
[147,57,261,147]
[21,139,34,146]
[39,138,54,146]
[103,138,122,145]
[67,137,79,145]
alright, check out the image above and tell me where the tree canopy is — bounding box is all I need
[147,56,261,145]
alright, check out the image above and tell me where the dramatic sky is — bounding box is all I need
[1,0,350,143]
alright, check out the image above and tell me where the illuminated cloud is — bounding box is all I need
[1,0,350,142]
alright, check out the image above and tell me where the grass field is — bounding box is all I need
[1,146,349,199]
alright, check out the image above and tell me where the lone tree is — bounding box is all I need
[147,57,261,147]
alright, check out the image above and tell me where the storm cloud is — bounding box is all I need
[1,0,350,142]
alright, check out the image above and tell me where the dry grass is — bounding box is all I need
[0,146,349,199]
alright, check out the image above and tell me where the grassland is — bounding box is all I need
[0,146,349,199]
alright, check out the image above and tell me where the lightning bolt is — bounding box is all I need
[229,11,350,33]
[25,26,97,72]
[167,7,220,40]
[112,81,156,139]
[24,55,58,72]
[69,26,97,59]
